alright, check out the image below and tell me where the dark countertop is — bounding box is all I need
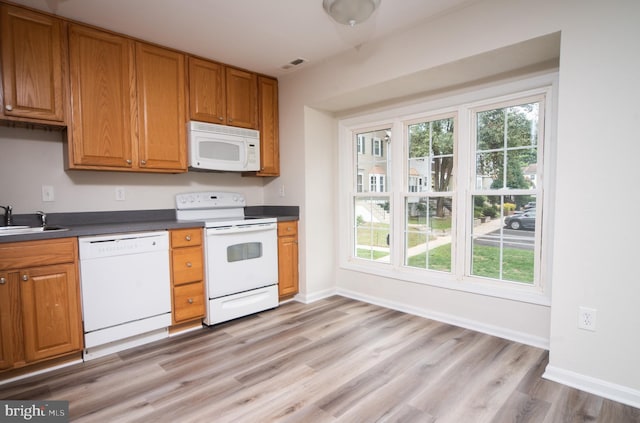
[0,206,299,243]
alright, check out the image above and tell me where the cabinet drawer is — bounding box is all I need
[277,221,298,237]
[171,228,202,248]
[173,282,205,323]
[0,238,77,271]
[171,247,203,285]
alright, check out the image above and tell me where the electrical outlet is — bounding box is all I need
[42,185,55,202]
[115,187,126,201]
[279,184,285,197]
[578,306,597,331]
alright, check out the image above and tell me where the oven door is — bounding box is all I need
[205,222,278,298]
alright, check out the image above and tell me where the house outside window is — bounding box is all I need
[357,135,365,154]
[354,129,391,262]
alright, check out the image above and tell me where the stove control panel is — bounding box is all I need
[176,191,246,210]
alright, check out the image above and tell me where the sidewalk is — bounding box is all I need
[356,218,504,258]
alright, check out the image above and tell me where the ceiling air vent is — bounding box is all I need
[281,58,308,71]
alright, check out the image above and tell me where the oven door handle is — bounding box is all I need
[207,223,276,235]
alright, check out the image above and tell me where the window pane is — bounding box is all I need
[470,194,536,284]
[506,103,539,148]
[408,118,454,193]
[476,102,540,191]
[405,196,452,272]
[355,129,391,193]
[354,197,390,262]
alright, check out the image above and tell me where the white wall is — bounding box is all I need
[544,0,640,405]
[272,0,640,406]
[0,126,266,214]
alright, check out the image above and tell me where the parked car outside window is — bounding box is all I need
[504,209,536,230]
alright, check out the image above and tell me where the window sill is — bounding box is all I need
[341,259,551,307]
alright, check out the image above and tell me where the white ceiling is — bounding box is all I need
[9,0,478,78]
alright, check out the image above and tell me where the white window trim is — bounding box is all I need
[338,72,558,306]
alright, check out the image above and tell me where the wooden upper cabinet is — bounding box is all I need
[189,59,258,130]
[68,24,186,173]
[68,24,136,169]
[135,42,187,171]
[188,57,226,124]
[0,4,66,123]
[256,76,280,176]
[225,66,258,129]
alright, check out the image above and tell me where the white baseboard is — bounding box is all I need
[295,288,337,304]
[334,287,549,350]
[543,365,640,409]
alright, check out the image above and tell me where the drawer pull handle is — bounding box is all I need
[185,235,191,241]
[187,298,194,304]
[22,274,28,281]
[186,262,192,268]
[0,277,5,285]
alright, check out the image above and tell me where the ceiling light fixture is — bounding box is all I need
[323,0,381,27]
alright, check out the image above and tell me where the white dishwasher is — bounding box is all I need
[79,231,171,360]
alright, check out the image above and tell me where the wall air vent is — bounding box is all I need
[281,57,308,71]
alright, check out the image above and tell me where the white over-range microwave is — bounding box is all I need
[188,121,260,172]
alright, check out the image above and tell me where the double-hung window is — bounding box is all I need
[405,116,455,272]
[342,75,555,302]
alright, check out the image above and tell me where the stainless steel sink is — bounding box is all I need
[0,226,69,236]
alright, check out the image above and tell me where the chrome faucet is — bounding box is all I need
[36,211,47,227]
[1,206,12,226]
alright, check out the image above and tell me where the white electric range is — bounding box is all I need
[176,191,279,325]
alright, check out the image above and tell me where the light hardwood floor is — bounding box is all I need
[1,296,638,422]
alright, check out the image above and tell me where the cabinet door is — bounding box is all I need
[136,42,187,171]
[68,24,136,169]
[278,222,299,299]
[225,67,258,129]
[189,57,226,124]
[0,5,65,122]
[256,76,280,176]
[0,272,20,370]
[20,264,82,362]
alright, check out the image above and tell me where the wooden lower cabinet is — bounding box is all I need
[0,238,82,372]
[277,221,299,300]
[169,228,205,326]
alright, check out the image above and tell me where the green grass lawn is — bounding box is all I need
[472,244,534,283]
[356,249,390,260]
[407,243,534,283]
[358,216,452,249]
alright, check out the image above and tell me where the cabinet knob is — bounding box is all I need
[140,160,147,165]
[0,277,5,284]
[185,235,191,241]
[218,116,224,121]
[228,118,233,123]
[5,105,13,111]
[22,274,28,281]
[186,262,192,268]
[187,298,194,304]
[126,159,132,165]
